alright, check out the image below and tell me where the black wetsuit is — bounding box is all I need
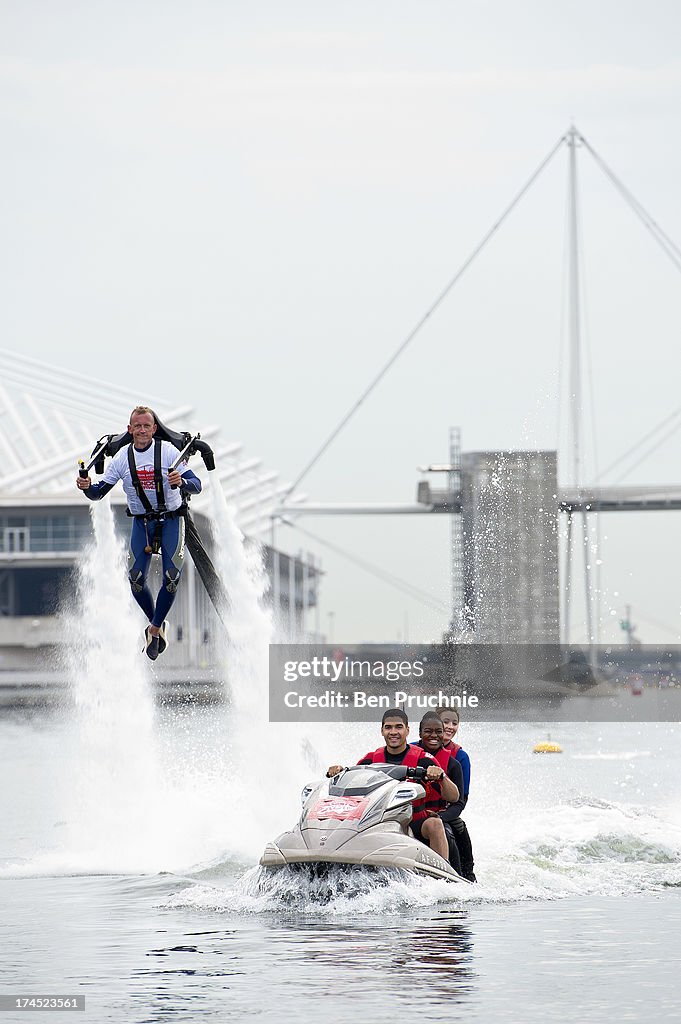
[433,750,475,880]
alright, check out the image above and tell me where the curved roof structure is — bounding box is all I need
[0,347,290,537]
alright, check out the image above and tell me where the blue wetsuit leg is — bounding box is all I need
[152,516,185,627]
[128,518,155,621]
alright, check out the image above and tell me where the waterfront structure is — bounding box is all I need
[459,450,559,643]
[415,440,681,643]
[0,350,321,695]
[414,446,559,643]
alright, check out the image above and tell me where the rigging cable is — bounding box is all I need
[287,132,569,495]
[579,134,681,272]
[613,416,681,485]
[578,131,681,482]
[598,405,681,481]
[281,519,450,615]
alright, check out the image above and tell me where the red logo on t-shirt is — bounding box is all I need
[136,467,156,490]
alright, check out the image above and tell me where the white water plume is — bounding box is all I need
[54,501,164,872]
[55,500,275,875]
[208,478,272,716]
[205,479,352,855]
[27,481,336,876]
[206,479,289,846]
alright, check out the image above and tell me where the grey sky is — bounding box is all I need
[2,1,681,642]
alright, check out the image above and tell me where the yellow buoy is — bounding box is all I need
[533,740,563,754]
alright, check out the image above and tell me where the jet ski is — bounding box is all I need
[260,764,468,884]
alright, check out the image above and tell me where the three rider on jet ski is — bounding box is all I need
[327,707,468,873]
[414,711,476,881]
[434,708,476,882]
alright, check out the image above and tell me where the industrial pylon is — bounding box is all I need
[562,124,597,647]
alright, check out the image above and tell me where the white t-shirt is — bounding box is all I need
[103,441,187,515]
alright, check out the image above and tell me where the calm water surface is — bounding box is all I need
[1,709,680,1023]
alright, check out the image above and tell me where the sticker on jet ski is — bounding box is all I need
[308,797,370,821]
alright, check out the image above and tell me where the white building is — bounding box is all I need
[0,349,321,700]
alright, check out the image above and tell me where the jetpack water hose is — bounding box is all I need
[185,511,229,626]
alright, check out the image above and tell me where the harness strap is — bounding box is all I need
[127,439,166,515]
[154,437,166,513]
[126,505,186,521]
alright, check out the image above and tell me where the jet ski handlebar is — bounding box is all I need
[326,764,429,782]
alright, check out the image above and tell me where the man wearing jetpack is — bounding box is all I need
[76,405,202,661]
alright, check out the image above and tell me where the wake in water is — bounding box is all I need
[159,788,681,914]
[164,863,461,916]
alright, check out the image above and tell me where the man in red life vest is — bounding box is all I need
[326,707,460,863]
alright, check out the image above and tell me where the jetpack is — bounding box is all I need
[80,414,228,624]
